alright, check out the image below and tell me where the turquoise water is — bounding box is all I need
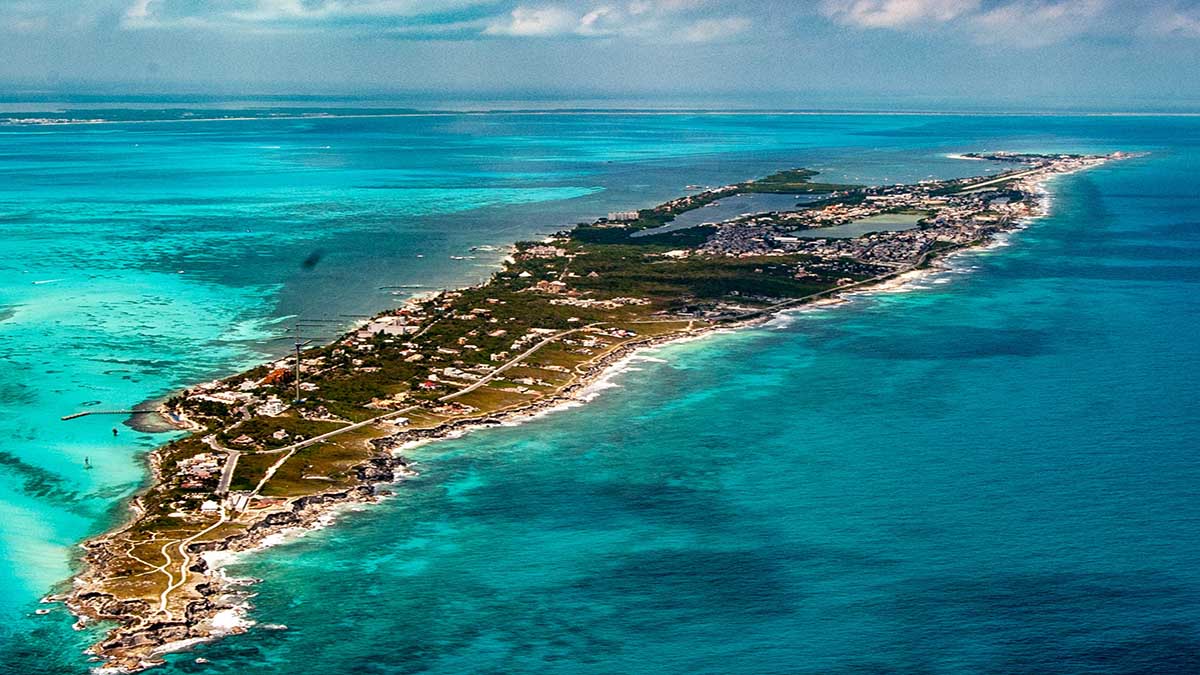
[1,112,1198,673]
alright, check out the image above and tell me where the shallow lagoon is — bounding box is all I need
[632,192,822,237]
[796,211,926,238]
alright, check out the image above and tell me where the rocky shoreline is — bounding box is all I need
[58,319,738,672]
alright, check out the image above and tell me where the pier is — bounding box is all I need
[61,409,157,421]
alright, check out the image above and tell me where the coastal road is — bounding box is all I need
[202,434,241,495]
[229,258,942,502]
[247,325,593,497]
[957,167,1043,192]
[438,325,596,403]
[251,263,940,502]
[248,407,414,496]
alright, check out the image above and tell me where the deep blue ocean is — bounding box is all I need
[0,111,1197,673]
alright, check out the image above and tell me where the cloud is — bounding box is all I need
[124,0,156,21]
[121,0,498,31]
[482,1,748,42]
[1146,5,1200,38]
[971,0,1107,47]
[483,5,576,36]
[819,0,1117,46]
[820,0,979,29]
[7,0,1182,52]
[680,16,750,42]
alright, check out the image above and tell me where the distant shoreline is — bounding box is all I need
[3,109,1200,129]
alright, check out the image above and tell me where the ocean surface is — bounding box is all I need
[0,111,1197,673]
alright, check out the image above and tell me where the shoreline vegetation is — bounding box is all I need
[56,151,1123,672]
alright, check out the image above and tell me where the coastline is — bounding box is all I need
[58,153,1118,672]
[106,198,1023,654]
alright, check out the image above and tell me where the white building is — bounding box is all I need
[607,211,640,222]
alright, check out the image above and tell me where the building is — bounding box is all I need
[607,211,640,222]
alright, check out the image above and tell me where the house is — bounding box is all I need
[534,280,568,293]
[259,368,290,386]
[257,396,288,417]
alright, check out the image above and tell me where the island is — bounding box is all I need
[58,151,1121,671]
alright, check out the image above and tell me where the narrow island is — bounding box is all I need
[59,151,1122,671]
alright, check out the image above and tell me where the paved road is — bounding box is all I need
[216,451,240,494]
[438,325,593,402]
[248,406,417,496]
[246,325,591,497]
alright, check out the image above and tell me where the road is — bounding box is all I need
[957,167,1043,192]
[246,264,935,500]
[157,506,229,619]
[437,325,594,402]
[246,325,592,498]
[216,451,239,494]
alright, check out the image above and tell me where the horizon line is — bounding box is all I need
[3,108,1200,127]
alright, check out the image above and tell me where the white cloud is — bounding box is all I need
[680,16,750,42]
[482,1,747,42]
[484,5,576,36]
[819,0,1119,47]
[235,0,489,21]
[971,0,1107,47]
[122,0,497,30]
[820,0,979,28]
[124,0,157,21]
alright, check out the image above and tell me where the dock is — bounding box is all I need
[61,409,157,421]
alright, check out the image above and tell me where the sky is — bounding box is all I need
[1,0,1199,110]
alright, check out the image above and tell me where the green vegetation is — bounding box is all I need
[740,168,858,194]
